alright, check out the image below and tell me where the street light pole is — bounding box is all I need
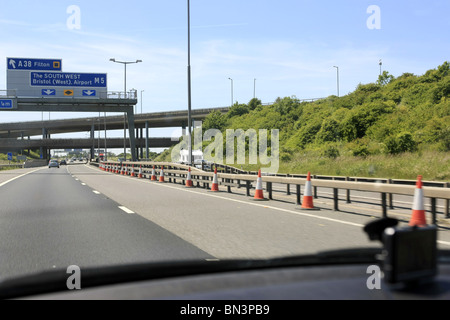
[333,66,339,97]
[141,90,144,114]
[187,0,193,165]
[228,77,233,106]
[110,58,142,161]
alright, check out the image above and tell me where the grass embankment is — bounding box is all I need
[156,62,450,182]
[239,150,450,182]
[156,145,449,181]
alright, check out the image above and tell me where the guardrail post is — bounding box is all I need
[286,174,290,195]
[431,198,437,225]
[267,182,273,200]
[313,175,318,199]
[345,177,351,203]
[381,193,387,218]
[388,179,394,209]
[446,183,450,218]
[333,188,339,211]
[296,185,301,205]
[246,181,251,196]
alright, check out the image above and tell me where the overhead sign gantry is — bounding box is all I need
[2,57,138,160]
[7,57,107,99]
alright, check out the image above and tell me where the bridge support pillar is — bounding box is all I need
[145,121,149,160]
[127,111,137,161]
[90,124,95,160]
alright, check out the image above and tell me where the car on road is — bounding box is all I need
[194,159,212,170]
[60,160,67,166]
[48,160,59,168]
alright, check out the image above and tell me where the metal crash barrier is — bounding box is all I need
[95,161,450,224]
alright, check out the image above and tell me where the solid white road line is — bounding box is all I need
[118,206,135,214]
[0,168,43,188]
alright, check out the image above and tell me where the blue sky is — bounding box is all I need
[0,0,449,141]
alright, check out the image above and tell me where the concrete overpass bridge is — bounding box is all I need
[0,106,230,139]
[0,105,230,159]
[0,138,178,153]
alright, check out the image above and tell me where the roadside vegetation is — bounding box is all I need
[157,62,450,181]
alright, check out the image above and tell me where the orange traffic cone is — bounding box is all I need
[409,175,427,227]
[151,166,157,181]
[159,166,165,182]
[210,168,219,191]
[186,167,193,187]
[122,165,126,175]
[131,165,135,177]
[299,172,319,210]
[138,166,143,179]
[254,169,267,201]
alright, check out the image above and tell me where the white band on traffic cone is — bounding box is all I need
[304,180,312,197]
[412,187,424,211]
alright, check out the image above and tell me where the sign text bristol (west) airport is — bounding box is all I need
[31,72,107,88]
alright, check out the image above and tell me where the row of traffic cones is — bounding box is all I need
[201,169,428,227]
[103,163,165,182]
[100,163,428,226]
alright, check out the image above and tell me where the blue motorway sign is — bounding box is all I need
[42,89,56,96]
[7,153,13,161]
[0,99,14,109]
[7,58,62,71]
[30,72,107,88]
[82,90,97,97]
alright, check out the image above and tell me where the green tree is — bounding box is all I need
[377,71,394,86]
[316,118,340,144]
[227,102,249,118]
[203,110,228,131]
[248,98,262,111]
[384,132,417,154]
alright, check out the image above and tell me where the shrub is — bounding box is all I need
[322,145,340,159]
[315,118,340,144]
[227,103,249,118]
[384,132,417,154]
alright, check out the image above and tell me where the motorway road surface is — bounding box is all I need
[0,166,212,280]
[1,164,450,282]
